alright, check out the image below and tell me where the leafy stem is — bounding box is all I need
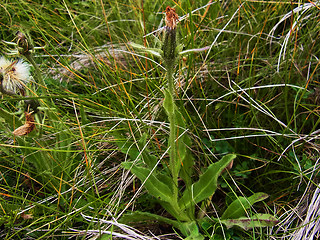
[121,6,278,239]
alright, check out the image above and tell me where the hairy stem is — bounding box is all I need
[163,27,179,198]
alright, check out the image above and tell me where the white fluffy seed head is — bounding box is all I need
[0,57,30,93]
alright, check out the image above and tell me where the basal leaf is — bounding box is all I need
[120,211,180,229]
[114,133,141,163]
[221,192,269,220]
[158,201,190,222]
[121,212,205,239]
[179,154,236,210]
[221,214,279,230]
[138,133,157,168]
[121,162,134,169]
[122,163,174,203]
[115,132,157,168]
[180,221,204,240]
[156,172,174,193]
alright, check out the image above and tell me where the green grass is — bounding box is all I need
[1,0,320,239]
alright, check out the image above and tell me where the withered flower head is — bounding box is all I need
[165,6,179,30]
[0,57,30,94]
[13,112,36,136]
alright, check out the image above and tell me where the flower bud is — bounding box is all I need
[162,6,179,67]
[16,31,34,56]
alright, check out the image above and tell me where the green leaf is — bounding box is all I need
[221,192,269,220]
[175,106,194,187]
[121,161,133,169]
[221,214,279,230]
[0,108,22,127]
[121,212,204,239]
[139,133,157,168]
[80,103,89,124]
[115,136,141,163]
[98,234,112,240]
[120,211,180,229]
[159,201,190,222]
[163,89,182,178]
[129,42,162,58]
[180,221,204,240]
[156,172,174,191]
[164,89,194,186]
[122,163,174,203]
[163,89,174,117]
[180,153,194,187]
[179,154,236,210]
[114,132,157,168]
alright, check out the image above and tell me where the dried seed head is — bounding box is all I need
[0,57,30,94]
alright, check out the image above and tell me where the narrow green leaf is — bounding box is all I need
[128,42,163,58]
[221,214,279,230]
[156,173,174,191]
[221,192,269,220]
[179,154,236,210]
[128,42,145,50]
[80,103,89,124]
